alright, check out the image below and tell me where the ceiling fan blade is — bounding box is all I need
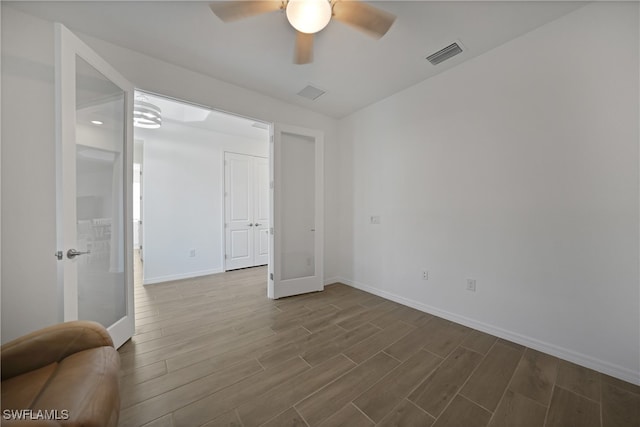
[332,0,396,39]
[209,1,283,22]
[294,31,314,64]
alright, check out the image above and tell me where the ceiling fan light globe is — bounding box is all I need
[286,0,332,34]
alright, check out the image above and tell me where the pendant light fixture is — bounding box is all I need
[133,96,162,129]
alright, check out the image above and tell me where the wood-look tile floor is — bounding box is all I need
[119,265,640,427]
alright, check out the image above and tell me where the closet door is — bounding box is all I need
[224,153,269,270]
[224,153,254,270]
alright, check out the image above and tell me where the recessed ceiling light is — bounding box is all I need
[91,120,104,125]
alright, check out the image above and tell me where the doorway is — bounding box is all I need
[133,92,270,285]
[131,92,325,299]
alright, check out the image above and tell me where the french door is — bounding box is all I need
[55,24,134,348]
[269,124,324,299]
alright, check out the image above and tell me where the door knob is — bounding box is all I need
[67,249,91,259]
[248,223,254,227]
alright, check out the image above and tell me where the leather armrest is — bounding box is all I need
[1,321,113,381]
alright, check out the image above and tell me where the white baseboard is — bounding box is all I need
[324,276,341,286]
[337,276,639,386]
[143,268,224,285]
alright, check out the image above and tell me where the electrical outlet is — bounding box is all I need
[189,249,196,257]
[466,278,476,292]
[422,270,429,280]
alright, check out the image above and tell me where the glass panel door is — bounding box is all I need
[269,124,324,299]
[281,132,316,280]
[75,57,126,327]
[56,23,134,348]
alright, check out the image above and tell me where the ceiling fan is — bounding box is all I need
[209,0,396,64]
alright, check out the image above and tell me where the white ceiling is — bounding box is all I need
[8,1,586,119]
[141,91,270,139]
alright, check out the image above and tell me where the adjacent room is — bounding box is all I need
[1,1,638,427]
[132,91,270,285]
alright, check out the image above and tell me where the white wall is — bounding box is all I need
[136,121,268,284]
[0,6,338,343]
[337,2,639,384]
[1,7,60,343]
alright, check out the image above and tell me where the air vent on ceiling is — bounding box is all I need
[426,42,463,65]
[297,84,326,101]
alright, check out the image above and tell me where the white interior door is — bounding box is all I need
[269,124,324,299]
[225,153,254,270]
[225,153,269,270]
[55,23,134,348]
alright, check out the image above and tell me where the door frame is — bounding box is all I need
[55,23,135,348]
[253,156,270,267]
[134,139,144,262]
[268,123,324,299]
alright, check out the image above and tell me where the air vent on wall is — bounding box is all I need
[297,84,326,101]
[426,42,463,65]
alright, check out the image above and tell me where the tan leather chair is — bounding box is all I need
[1,321,120,427]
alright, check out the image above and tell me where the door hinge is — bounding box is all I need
[270,273,274,281]
[225,254,228,260]
[270,135,274,143]
[270,181,274,189]
[270,227,274,235]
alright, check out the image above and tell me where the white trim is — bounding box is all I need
[143,268,224,285]
[221,153,227,272]
[268,125,275,298]
[338,277,640,386]
[108,315,134,349]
